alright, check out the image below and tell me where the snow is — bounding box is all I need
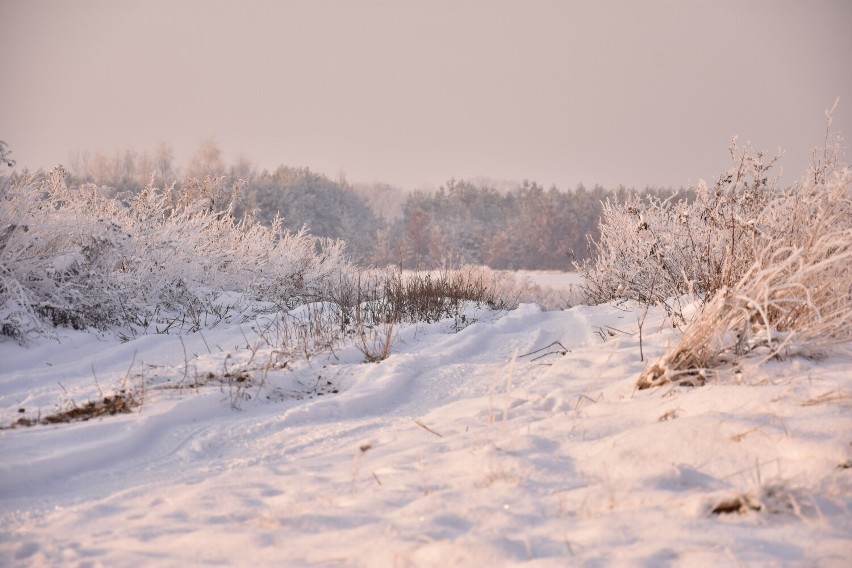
[1,296,851,566]
[513,270,585,291]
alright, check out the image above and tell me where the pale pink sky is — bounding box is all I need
[2,0,850,190]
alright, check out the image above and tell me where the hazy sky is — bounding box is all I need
[2,0,851,190]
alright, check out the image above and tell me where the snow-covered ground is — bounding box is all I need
[502,270,585,310]
[1,296,851,566]
[513,270,585,291]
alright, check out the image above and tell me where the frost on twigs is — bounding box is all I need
[638,125,852,389]
[0,171,349,342]
[578,137,781,310]
[0,140,15,168]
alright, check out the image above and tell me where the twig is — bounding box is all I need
[518,341,570,362]
[178,336,189,390]
[91,363,103,398]
[801,390,851,406]
[199,330,211,354]
[413,418,443,438]
[121,350,143,413]
[602,324,632,336]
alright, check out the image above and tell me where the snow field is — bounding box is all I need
[1,300,850,566]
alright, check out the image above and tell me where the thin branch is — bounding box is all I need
[413,418,443,438]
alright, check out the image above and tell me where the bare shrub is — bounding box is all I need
[356,265,517,327]
[337,265,518,360]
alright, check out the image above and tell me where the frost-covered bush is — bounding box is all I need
[0,169,349,341]
[578,138,780,307]
[0,141,15,168]
[636,129,852,388]
[574,110,852,387]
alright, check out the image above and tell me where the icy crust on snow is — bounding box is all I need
[1,302,851,566]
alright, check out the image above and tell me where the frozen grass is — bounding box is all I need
[638,230,852,389]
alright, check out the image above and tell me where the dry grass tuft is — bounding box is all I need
[4,390,140,429]
[711,495,762,515]
[710,484,815,518]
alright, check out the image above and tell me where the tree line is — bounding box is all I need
[63,141,683,270]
